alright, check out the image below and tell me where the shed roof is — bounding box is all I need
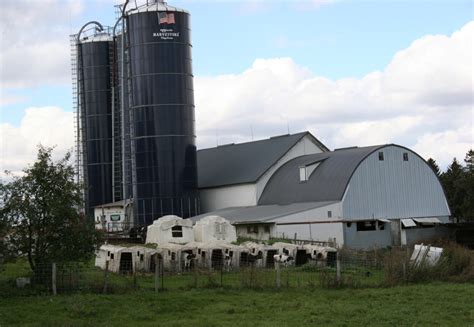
[197,132,328,188]
[258,145,385,205]
[190,201,337,224]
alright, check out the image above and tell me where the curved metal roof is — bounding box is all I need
[197,132,328,188]
[258,145,385,205]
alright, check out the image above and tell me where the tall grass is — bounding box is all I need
[383,240,474,285]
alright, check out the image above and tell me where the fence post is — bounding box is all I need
[103,261,109,294]
[194,260,198,288]
[220,263,223,287]
[275,261,281,289]
[160,257,164,291]
[402,262,407,282]
[133,261,137,289]
[154,254,159,293]
[336,254,341,285]
[52,263,57,296]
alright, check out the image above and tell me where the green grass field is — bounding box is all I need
[1,282,473,326]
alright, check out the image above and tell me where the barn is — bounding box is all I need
[195,132,452,249]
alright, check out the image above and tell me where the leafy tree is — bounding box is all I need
[0,146,103,272]
[426,158,441,176]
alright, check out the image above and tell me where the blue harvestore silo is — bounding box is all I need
[125,0,199,225]
[76,24,115,218]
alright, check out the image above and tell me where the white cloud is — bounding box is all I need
[0,107,74,177]
[195,21,474,169]
[1,21,472,176]
[0,0,84,89]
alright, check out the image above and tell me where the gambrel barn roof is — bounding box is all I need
[197,132,329,188]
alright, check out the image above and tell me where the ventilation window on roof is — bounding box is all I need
[299,167,307,182]
[403,153,409,161]
[378,152,384,161]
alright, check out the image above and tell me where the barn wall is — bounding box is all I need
[275,223,344,245]
[235,224,275,241]
[343,221,392,249]
[271,202,343,224]
[256,135,325,201]
[403,225,453,246]
[343,146,450,220]
[200,183,257,213]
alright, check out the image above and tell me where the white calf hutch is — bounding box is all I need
[95,245,136,274]
[146,215,194,245]
[193,215,237,243]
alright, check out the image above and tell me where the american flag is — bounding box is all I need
[159,12,175,24]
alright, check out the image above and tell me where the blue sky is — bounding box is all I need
[0,0,472,174]
[2,0,472,125]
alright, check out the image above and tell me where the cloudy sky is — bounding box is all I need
[0,0,472,177]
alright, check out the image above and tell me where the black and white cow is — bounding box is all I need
[183,252,196,271]
[273,254,294,267]
[247,251,263,266]
[224,251,233,271]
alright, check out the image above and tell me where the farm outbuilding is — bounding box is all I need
[195,133,452,249]
[146,215,194,245]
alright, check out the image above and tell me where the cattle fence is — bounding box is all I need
[1,248,408,296]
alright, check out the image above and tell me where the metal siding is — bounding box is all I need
[343,146,450,219]
[275,223,344,244]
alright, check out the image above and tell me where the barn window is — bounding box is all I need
[378,152,384,161]
[327,211,332,218]
[346,222,352,228]
[403,152,409,161]
[299,167,307,182]
[171,225,183,238]
[264,225,270,233]
[356,221,376,231]
[247,225,258,234]
[110,214,121,221]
